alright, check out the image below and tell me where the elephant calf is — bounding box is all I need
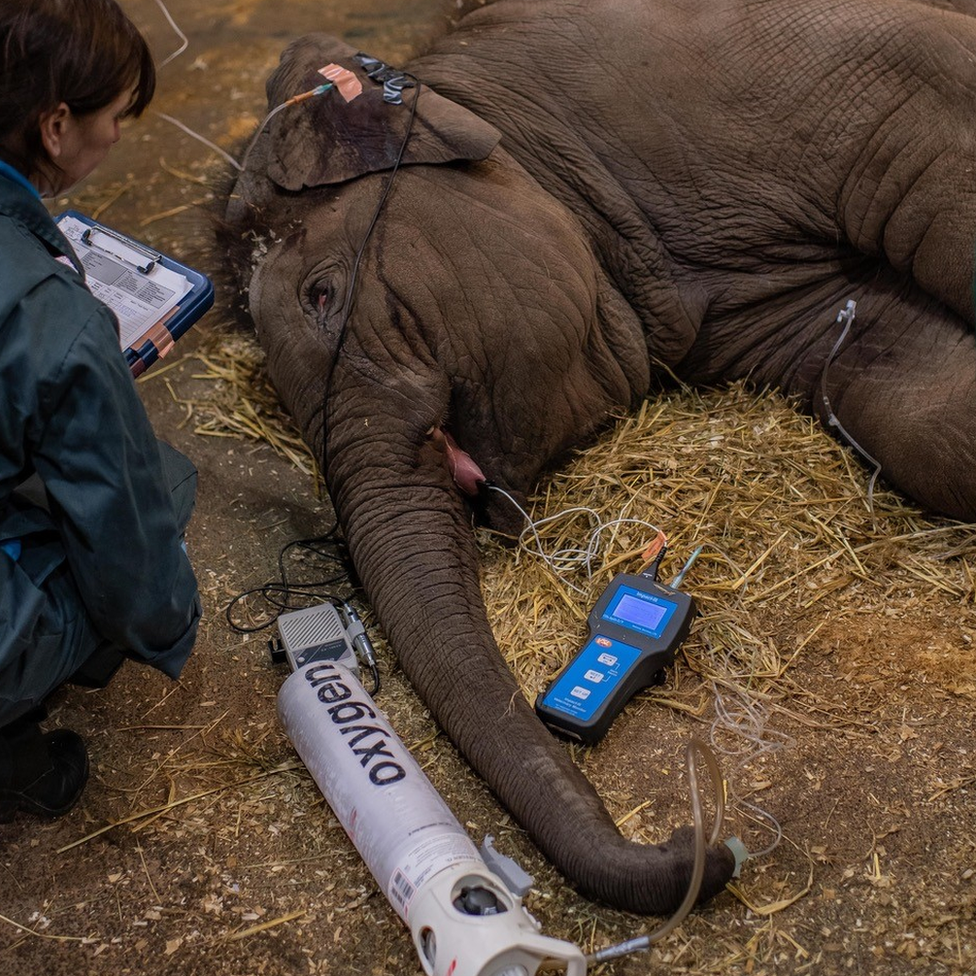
[224,0,976,915]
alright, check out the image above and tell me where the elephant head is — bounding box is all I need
[224,33,736,914]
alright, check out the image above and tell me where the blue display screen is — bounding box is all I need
[602,585,677,639]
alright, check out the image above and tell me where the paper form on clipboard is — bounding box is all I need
[57,213,193,351]
[55,211,213,376]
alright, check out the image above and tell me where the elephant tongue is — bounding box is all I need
[440,428,486,496]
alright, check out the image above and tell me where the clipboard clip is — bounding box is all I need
[81,224,161,274]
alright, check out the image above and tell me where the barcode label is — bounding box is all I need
[389,869,416,913]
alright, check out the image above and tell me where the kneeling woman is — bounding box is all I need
[0,0,201,819]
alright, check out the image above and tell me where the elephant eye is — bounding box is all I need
[304,280,335,327]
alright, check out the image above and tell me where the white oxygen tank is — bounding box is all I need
[277,660,586,976]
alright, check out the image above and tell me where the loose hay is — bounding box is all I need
[181,332,319,482]
[477,387,975,697]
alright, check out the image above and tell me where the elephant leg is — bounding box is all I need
[832,5,976,324]
[814,275,976,520]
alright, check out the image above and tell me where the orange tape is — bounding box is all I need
[145,319,176,358]
[636,531,668,575]
[130,307,178,362]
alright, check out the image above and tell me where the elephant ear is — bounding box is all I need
[263,34,502,190]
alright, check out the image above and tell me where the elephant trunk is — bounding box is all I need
[330,466,736,914]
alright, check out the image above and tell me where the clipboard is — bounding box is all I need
[56,210,214,378]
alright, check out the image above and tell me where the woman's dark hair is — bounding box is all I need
[0,0,155,173]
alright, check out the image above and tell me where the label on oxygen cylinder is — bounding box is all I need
[388,832,481,917]
[277,661,486,924]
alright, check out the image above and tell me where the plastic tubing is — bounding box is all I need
[585,737,725,965]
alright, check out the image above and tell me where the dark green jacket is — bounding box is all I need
[0,173,199,679]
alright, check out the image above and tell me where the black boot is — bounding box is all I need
[0,715,89,821]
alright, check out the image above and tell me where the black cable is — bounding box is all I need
[227,61,421,681]
[226,529,383,696]
[641,544,668,582]
[225,524,352,633]
[320,70,422,412]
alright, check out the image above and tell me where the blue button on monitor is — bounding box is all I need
[541,635,642,721]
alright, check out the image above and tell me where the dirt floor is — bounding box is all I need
[2,1,975,974]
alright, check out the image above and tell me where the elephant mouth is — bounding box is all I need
[424,427,530,540]
[428,426,486,496]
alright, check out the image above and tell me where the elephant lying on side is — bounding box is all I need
[224,0,976,915]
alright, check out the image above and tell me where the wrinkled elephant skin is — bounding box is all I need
[223,0,976,915]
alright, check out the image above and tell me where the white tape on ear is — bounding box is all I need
[319,63,364,102]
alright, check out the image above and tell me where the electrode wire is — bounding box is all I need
[315,72,421,472]
[150,0,188,67]
[326,73,420,390]
[155,82,334,175]
[486,483,666,595]
[154,111,242,170]
[224,532,382,695]
[225,528,353,634]
[586,737,725,965]
[819,299,882,517]
[238,97,304,172]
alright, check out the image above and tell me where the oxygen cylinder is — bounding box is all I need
[277,660,586,976]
